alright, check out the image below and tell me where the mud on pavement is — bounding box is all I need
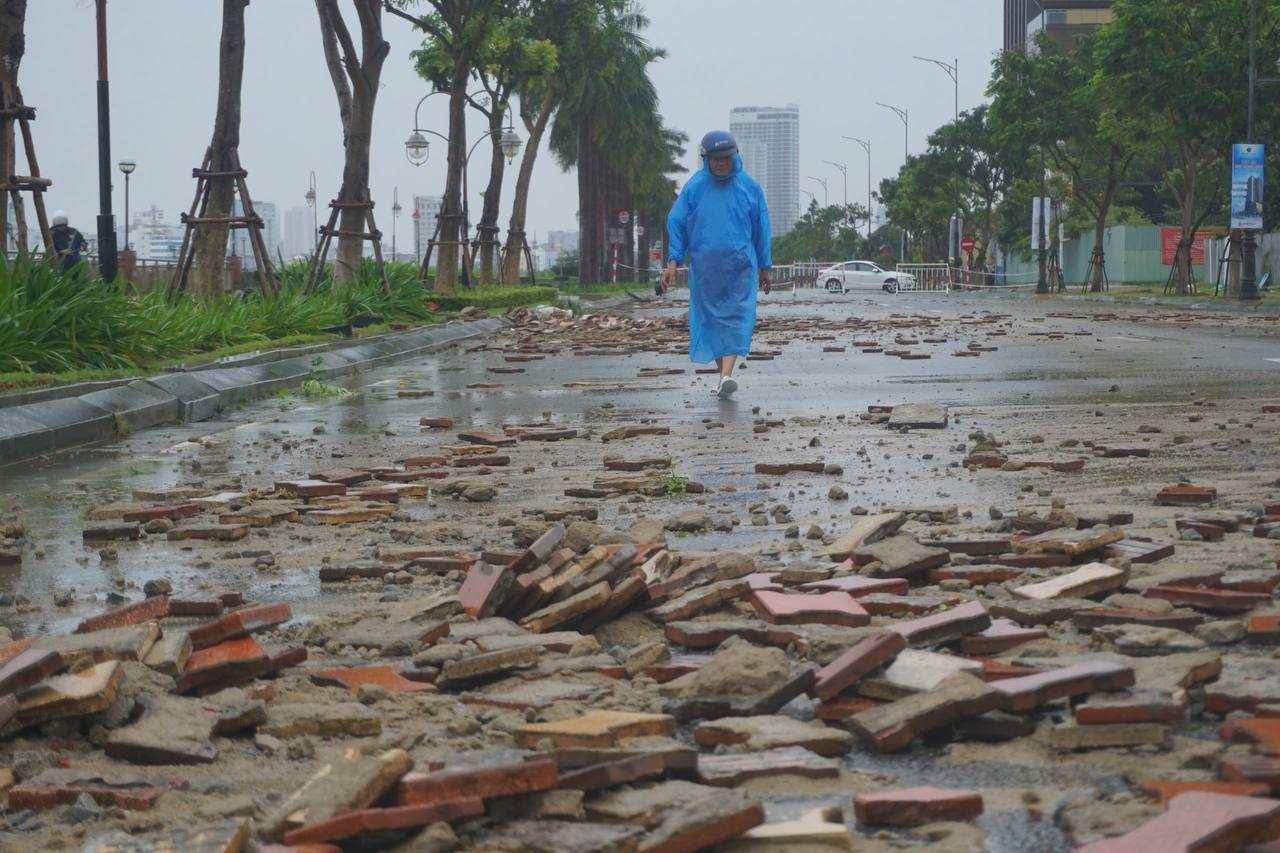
[1,293,1279,851]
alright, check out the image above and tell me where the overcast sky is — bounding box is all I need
[22,0,1001,242]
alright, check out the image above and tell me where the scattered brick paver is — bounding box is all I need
[799,574,909,596]
[892,601,991,647]
[750,590,870,628]
[122,504,199,523]
[693,715,854,756]
[74,595,170,634]
[990,660,1135,712]
[188,602,292,650]
[395,759,558,806]
[961,619,1048,655]
[1076,791,1280,852]
[1156,486,1218,506]
[312,666,436,694]
[1146,585,1271,613]
[513,710,676,749]
[813,632,907,701]
[0,648,64,697]
[754,462,825,475]
[1222,718,1280,754]
[8,768,187,812]
[16,660,123,728]
[854,786,983,826]
[458,562,515,619]
[275,480,347,498]
[1075,689,1187,725]
[696,746,838,787]
[1013,563,1128,600]
[848,672,998,752]
[1139,779,1272,804]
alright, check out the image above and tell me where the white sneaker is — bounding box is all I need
[717,376,738,399]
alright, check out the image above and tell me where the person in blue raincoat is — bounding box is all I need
[662,130,771,400]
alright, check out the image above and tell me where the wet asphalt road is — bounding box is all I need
[1,289,1278,851]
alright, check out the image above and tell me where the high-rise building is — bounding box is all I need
[256,201,281,261]
[131,205,182,261]
[730,105,800,237]
[1004,1,1114,53]
[412,195,443,260]
[284,206,313,260]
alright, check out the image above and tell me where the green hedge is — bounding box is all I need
[428,286,561,311]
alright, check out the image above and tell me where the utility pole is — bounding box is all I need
[1036,145,1049,294]
[95,0,118,282]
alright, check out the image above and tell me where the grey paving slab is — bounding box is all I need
[79,382,181,433]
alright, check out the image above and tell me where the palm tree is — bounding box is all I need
[549,2,664,283]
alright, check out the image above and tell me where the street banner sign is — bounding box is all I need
[1030,198,1049,250]
[1160,227,1219,266]
[1231,143,1265,230]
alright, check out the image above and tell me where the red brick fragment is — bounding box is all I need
[800,575,910,596]
[394,760,558,806]
[1139,779,1271,805]
[1156,485,1218,506]
[1104,538,1176,564]
[274,480,346,498]
[8,773,185,812]
[892,601,991,647]
[1146,585,1270,613]
[188,602,292,650]
[814,696,884,721]
[1223,718,1280,754]
[122,504,198,523]
[418,417,454,429]
[1218,753,1280,790]
[169,598,224,618]
[1248,614,1280,645]
[312,666,437,695]
[813,633,906,701]
[0,649,64,697]
[1076,791,1280,853]
[74,595,170,634]
[961,619,1048,655]
[457,562,514,618]
[283,798,484,846]
[1075,690,1187,725]
[990,660,1135,712]
[751,590,870,628]
[176,636,268,695]
[753,461,825,475]
[1072,608,1205,632]
[854,787,983,827]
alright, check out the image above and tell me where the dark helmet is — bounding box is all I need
[699,130,737,160]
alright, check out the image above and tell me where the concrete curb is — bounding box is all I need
[0,317,506,468]
[956,289,1280,316]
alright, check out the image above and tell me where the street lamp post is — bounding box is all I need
[306,171,317,252]
[914,55,960,264]
[843,138,873,242]
[808,176,828,207]
[1241,0,1279,301]
[95,0,118,282]
[117,159,135,251]
[876,102,909,261]
[391,187,402,262]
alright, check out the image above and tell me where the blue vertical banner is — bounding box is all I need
[1231,143,1265,230]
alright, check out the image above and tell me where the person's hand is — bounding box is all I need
[759,269,771,294]
[661,261,677,289]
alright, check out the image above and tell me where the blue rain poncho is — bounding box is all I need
[667,153,771,364]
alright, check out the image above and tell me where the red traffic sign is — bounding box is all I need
[617,209,631,225]
[961,235,976,252]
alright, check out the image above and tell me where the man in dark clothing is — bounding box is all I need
[50,210,87,272]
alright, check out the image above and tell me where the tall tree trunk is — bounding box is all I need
[475,103,505,284]
[576,120,597,285]
[0,0,28,254]
[315,0,387,288]
[1175,157,1198,295]
[191,0,248,299]
[435,60,469,292]
[502,87,556,286]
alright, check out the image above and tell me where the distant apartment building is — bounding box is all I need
[1004,0,1114,52]
[131,205,183,261]
[545,229,578,254]
[730,105,800,237]
[284,206,313,260]
[412,194,443,260]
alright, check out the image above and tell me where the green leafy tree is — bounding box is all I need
[549,2,669,283]
[772,201,869,263]
[412,1,556,283]
[387,0,500,292]
[1095,0,1280,292]
[880,148,958,262]
[989,33,1141,290]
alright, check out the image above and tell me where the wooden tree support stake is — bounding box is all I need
[171,147,277,296]
[304,191,390,296]
[0,85,53,257]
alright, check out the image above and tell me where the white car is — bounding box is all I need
[817,261,916,294]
